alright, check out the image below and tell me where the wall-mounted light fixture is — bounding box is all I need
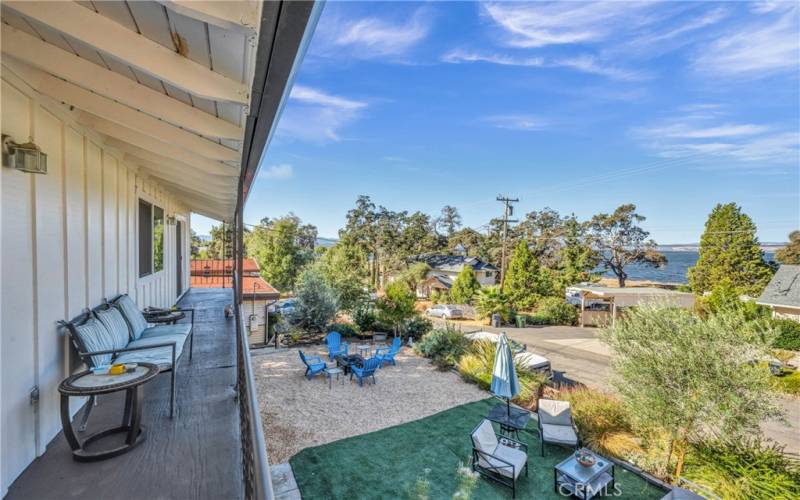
[2,135,47,174]
[166,215,177,226]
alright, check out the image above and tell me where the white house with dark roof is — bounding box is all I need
[408,254,498,298]
[757,265,800,322]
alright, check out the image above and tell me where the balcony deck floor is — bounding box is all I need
[6,288,243,500]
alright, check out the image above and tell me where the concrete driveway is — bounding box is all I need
[438,320,800,455]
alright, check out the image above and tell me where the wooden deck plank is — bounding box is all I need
[6,288,243,500]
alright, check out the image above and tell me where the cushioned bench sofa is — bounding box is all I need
[59,294,194,419]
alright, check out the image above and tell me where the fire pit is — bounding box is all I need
[334,354,364,375]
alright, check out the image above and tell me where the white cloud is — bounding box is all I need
[555,55,650,81]
[312,7,431,60]
[276,86,367,143]
[261,164,293,180]
[442,49,543,66]
[290,85,366,111]
[485,115,548,132]
[634,111,798,165]
[481,1,653,48]
[694,8,799,78]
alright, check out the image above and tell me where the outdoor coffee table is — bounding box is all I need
[355,344,371,358]
[487,402,531,439]
[554,449,615,499]
[325,367,344,389]
[58,362,159,462]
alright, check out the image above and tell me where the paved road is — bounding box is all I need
[440,320,800,455]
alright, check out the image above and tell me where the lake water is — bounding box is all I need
[596,250,775,284]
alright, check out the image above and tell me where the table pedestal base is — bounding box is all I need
[72,426,146,462]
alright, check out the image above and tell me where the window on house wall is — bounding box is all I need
[138,199,165,277]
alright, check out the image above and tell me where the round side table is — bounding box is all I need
[58,363,159,462]
[144,311,185,325]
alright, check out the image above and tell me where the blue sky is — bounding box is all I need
[194,1,800,244]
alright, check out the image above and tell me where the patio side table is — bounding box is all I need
[58,363,159,462]
[487,402,531,439]
[355,344,371,358]
[554,449,615,499]
[143,310,185,325]
[325,367,344,389]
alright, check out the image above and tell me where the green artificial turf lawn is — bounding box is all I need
[289,398,667,499]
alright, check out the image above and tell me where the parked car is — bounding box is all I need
[269,299,296,316]
[425,304,463,319]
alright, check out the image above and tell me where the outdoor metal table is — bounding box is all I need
[487,403,531,439]
[355,344,371,358]
[334,354,364,375]
[554,449,615,499]
[143,310,185,325]
[325,367,344,389]
[58,363,159,462]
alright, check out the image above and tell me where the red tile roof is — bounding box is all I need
[191,275,279,299]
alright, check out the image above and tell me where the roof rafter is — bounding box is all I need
[7,59,240,162]
[5,0,249,103]
[159,1,260,35]
[1,26,243,140]
[80,113,238,176]
[106,139,238,180]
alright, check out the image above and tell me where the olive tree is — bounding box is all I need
[290,267,339,332]
[600,305,782,481]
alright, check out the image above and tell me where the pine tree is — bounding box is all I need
[450,265,481,304]
[504,241,553,310]
[688,203,773,296]
[776,231,800,265]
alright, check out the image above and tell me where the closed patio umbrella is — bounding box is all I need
[490,333,520,417]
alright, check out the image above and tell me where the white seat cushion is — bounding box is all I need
[140,323,191,339]
[477,443,527,479]
[541,423,579,446]
[538,399,573,426]
[114,334,186,370]
[471,419,499,453]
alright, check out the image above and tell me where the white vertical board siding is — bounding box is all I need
[1,78,38,496]
[0,71,191,494]
[33,107,68,456]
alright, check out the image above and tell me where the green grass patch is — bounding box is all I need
[289,399,667,499]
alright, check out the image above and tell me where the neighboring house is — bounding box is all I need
[408,254,498,298]
[567,284,695,327]
[190,259,279,345]
[757,265,800,322]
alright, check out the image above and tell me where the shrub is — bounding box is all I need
[450,266,481,304]
[772,368,800,396]
[475,286,512,323]
[402,315,433,340]
[457,340,547,407]
[377,281,417,333]
[290,267,339,332]
[537,296,578,325]
[352,302,377,332]
[429,289,450,304]
[772,319,800,351]
[414,325,470,368]
[326,322,358,338]
[684,438,800,500]
[559,386,642,458]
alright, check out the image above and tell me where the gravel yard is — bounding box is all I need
[252,346,486,464]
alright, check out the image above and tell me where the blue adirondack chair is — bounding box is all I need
[375,337,402,367]
[350,357,381,386]
[299,350,327,380]
[325,331,348,361]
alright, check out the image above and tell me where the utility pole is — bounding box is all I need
[497,195,519,292]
